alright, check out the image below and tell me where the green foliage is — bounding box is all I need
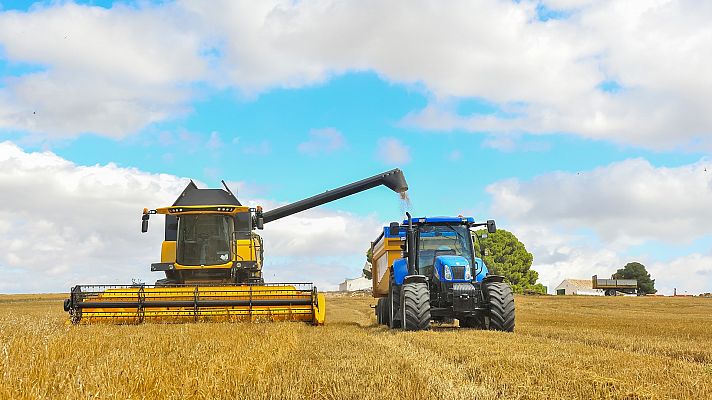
[476,229,545,295]
[613,262,656,294]
[363,247,373,279]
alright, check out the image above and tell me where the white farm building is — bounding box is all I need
[555,279,604,296]
[338,276,372,292]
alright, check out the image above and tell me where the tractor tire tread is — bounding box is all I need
[485,282,515,332]
[402,282,431,331]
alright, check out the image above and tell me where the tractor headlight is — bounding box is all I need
[443,265,452,280]
[464,265,472,281]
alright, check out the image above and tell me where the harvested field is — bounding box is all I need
[1,294,710,399]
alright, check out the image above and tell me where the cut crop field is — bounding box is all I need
[1,294,711,400]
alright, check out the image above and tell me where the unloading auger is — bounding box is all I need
[64,169,408,325]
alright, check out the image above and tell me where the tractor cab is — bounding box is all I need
[407,217,490,284]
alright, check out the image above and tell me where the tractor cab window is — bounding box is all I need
[417,224,473,275]
[176,214,234,266]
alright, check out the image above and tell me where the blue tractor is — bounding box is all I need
[371,213,515,331]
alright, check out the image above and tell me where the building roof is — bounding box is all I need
[556,279,594,290]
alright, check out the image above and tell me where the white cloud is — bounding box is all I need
[205,131,223,150]
[0,2,205,138]
[648,253,712,296]
[488,158,712,245]
[297,128,346,155]
[487,158,712,294]
[376,137,411,165]
[0,140,189,292]
[1,1,711,148]
[0,141,379,293]
[188,0,712,149]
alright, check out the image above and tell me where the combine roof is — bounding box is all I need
[172,181,241,207]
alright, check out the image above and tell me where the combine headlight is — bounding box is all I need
[443,265,452,280]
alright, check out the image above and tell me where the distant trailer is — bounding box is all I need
[592,275,638,296]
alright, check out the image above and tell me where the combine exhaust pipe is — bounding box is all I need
[262,168,407,223]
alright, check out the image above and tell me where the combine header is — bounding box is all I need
[64,169,408,324]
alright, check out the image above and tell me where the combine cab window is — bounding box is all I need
[417,225,473,275]
[235,211,251,240]
[176,215,234,266]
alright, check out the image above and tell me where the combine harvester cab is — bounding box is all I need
[64,169,408,325]
[371,214,515,332]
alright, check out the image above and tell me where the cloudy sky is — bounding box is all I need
[0,0,710,294]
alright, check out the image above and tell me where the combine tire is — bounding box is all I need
[484,282,515,332]
[401,282,431,331]
[388,275,401,329]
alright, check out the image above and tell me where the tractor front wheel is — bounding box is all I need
[401,282,431,331]
[484,282,515,332]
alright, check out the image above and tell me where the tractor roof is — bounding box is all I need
[403,216,475,224]
[172,180,242,207]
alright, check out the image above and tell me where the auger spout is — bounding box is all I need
[262,168,408,224]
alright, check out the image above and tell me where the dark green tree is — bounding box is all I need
[363,247,373,279]
[475,229,546,295]
[613,262,656,294]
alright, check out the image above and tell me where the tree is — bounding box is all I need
[475,229,546,295]
[362,247,373,279]
[613,262,656,294]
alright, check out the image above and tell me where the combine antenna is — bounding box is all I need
[221,180,235,196]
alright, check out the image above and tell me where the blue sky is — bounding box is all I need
[0,0,711,294]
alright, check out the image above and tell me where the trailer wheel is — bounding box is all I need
[376,298,386,325]
[605,289,617,296]
[401,282,431,331]
[484,282,515,332]
[388,275,401,329]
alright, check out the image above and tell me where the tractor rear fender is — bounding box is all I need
[403,275,427,285]
[392,258,409,285]
[481,275,505,284]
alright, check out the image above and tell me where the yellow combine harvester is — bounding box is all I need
[64,169,408,325]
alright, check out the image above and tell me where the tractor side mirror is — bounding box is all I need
[487,219,497,234]
[141,214,149,233]
[389,222,400,236]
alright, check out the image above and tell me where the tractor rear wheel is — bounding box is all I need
[401,282,431,331]
[484,282,515,332]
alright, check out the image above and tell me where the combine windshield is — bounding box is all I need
[176,214,234,266]
[417,225,473,274]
